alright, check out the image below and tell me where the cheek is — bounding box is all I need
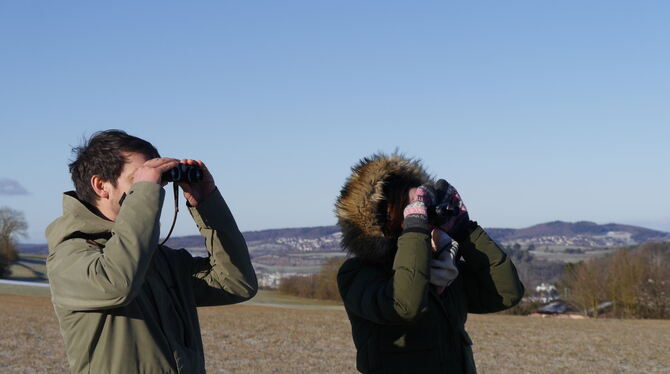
[120,178,134,193]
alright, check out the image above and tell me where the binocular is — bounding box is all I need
[161,164,203,183]
[434,202,458,218]
[430,179,459,225]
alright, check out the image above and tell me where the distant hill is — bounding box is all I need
[18,221,670,256]
[486,221,670,248]
[163,225,342,251]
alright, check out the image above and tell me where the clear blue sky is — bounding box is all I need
[1,1,669,243]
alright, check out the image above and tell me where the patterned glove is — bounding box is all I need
[433,179,470,240]
[430,229,459,293]
[402,184,436,233]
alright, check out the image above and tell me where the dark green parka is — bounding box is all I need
[46,182,258,374]
[335,154,524,374]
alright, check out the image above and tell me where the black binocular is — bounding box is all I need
[435,202,458,218]
[161,164,203,183]
[430,179,459,225]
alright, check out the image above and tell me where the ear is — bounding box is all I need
[90,175,111,199]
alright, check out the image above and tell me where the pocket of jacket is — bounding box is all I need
[378,319,435,353]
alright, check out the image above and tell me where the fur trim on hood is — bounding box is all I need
[335,153,430,264]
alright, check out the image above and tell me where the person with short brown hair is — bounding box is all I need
[47,129,257,374]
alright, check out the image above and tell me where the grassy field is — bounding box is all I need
[6,254,48,282]
[252,262,322,274]
[247,289,342,309]
[1,290,669,374]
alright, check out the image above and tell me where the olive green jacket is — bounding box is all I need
[338,225,524,374]
[46,182,257,374]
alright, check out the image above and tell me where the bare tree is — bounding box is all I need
[562,243,670,319]
[279,257,345,301]
[635,242,670,318]
[563,259,607,317]
[0,206,28,277]
[606,250,646,317]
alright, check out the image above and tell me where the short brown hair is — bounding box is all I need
[68,130,160,205]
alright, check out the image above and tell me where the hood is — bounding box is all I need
[335,153,430,264]
[45,191,114,250]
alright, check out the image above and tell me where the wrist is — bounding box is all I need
[402,217,432,235]
[203,185,216,200]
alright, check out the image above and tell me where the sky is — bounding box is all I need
[1,1,669,243]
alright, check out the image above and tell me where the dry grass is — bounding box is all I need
[1,293,669,374]
[0,294,67,374]
[469,314,670,374]
[198,304,354,374]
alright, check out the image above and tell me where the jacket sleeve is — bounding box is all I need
[337,231,432,324]
[47,182,164,311]
[188,189,258,306]
[458,225,525,313]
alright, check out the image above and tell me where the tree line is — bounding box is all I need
[278,257,344,301]
[560,241,670,319]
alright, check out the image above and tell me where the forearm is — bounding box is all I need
[460,225,525,312]
[48,182,164,310]
[189,189,257,305]
[338,230,432,324]
[390,231,432,321]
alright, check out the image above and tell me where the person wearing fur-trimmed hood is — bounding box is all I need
[336,153,524,374]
